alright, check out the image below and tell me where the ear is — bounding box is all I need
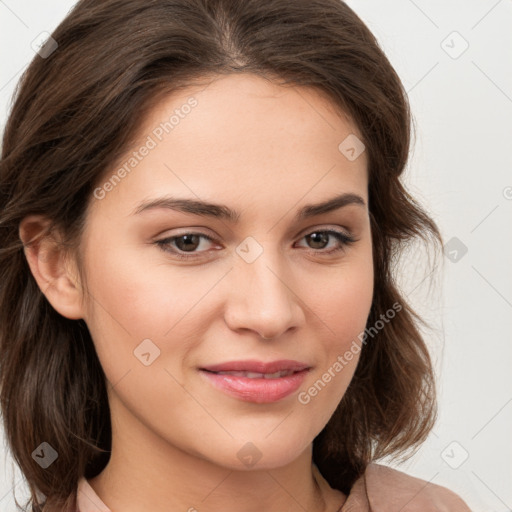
[19,215,85,320]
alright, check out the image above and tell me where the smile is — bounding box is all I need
[199,362,311,404]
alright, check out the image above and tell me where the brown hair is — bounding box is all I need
[0,0,443,510]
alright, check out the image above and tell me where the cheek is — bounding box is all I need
[306,252,374,348]
[82,239,194,334]
[300,251,373,401]
[297,280,370,436]
[81,241,224,384]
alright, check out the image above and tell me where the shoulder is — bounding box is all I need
[343,463,472,511]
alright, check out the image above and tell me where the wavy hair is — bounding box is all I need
[0,0,442,510]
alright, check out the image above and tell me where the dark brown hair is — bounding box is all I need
[0,0,443,510]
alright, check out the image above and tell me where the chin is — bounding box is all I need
[198,431,313,472]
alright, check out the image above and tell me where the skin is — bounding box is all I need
[20,73,373,512]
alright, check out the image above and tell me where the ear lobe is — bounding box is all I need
[19,215,85,320]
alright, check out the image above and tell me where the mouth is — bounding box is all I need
[198,360,311,403]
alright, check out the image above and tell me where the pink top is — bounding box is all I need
[76,463,472,511]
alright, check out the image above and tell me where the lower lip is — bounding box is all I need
[199,369,310,403]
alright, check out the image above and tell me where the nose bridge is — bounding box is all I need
[225,238,302,338]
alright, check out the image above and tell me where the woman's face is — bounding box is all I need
[79,73,373,470]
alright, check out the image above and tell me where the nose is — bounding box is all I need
[224,246,304,340]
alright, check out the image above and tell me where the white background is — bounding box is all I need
[1,1,511,511]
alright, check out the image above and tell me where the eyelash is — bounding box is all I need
[154,229,358,261]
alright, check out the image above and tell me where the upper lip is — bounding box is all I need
[200,359,310,373]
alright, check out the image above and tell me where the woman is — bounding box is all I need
[0,0,472,511]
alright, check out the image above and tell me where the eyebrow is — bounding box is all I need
[132,192,366,223]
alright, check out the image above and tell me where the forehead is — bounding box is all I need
[141,72,363,152]
[90,73,368,218]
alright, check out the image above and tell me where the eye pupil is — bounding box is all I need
[306,232,328,249]
[175,234,200,252]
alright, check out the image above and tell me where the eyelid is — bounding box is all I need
[297,223,353,237]
[153,226,217,240]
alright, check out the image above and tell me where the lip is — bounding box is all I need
[201,359,310,373]
[199,360,311,403]
[199,369,310,403]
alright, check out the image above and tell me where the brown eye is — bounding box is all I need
[297,229,357,254]
[173,234,202,252]
[305,232,330,249]
[155,233,216,260]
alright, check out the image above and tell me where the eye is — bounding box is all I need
[294,229,357,255]
[154,228,358,261]
[155,233,217,260]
